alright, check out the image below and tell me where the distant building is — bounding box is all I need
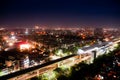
[94,28,104,40]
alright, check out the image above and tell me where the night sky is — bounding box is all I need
[0,0,120,27]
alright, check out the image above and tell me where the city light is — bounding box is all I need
[104,38,110,41]
[35,26,39,29]
[11,36,16,40]
[0,27,120,79]
[3,36,8,40]
[77,49,84,55]
[8,42,14,46]
[20,43,31,50]
[50,55,61,60]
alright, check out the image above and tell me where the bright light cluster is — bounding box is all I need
[20,44,31,50]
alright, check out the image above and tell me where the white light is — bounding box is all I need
[77,49,84,54]
[25,31,28,34]
[50,55,61,60]
[94,47,99,50]
[11,36,16,39]
[8,43,14,46]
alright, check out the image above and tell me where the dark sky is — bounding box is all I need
[0,0,120,27]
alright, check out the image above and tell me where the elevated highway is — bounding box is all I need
[0,53,92,80]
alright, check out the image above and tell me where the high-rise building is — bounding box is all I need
[94,28,104,39]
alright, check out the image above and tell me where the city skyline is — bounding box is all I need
[0,0,120,27]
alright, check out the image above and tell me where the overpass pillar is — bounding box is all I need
[92,50,97,59]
